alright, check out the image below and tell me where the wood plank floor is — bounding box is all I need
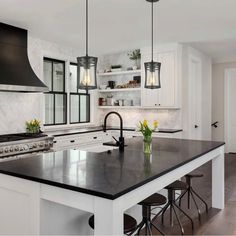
[149,153,236,235]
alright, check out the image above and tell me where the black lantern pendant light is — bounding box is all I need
[77,0,98,93]
[144,0,161,89]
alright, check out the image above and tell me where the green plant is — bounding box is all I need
[139,120,158,138]
[139,120,159,154]
[26,119,41,134]
[128,49,141,61]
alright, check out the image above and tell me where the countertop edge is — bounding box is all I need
[0,141,224,200]
[52,127,183,137]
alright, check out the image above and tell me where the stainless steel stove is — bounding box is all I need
[0,133,54,161]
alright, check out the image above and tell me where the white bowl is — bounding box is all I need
[100,85,107,90]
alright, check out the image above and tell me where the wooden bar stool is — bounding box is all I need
[88,214,137,235]
[136,193,167,235]
[179,174,208,220]
[154,180,194,235]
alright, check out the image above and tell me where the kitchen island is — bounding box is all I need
[0,137,224,235]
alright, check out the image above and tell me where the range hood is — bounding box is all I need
[0,23,48,92]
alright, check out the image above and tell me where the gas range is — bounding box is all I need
[0,133,54,161]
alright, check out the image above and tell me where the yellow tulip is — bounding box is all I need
[153,120,159,129]
[143,120,148,127]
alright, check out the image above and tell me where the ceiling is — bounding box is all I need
[1,0,236,62]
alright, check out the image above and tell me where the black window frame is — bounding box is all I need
[44,57,67,126]
[69,62,91,124]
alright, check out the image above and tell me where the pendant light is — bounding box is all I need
[144,0,161,89]
[77,0,98,93]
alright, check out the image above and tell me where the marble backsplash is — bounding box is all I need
[0,36,78,135]
[0,93,43,134]
[99,109,182,129]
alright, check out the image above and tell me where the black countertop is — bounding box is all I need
[50,126,183,137]
[0,138,224,200]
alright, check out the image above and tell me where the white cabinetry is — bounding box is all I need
[53,132,112,151]
[141,45,180,109]
[52,130,182,151]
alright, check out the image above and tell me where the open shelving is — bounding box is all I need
[98,88,141,93]
[98,106,141,109]
[98,70,141,77]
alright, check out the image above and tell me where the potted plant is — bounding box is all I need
[128,49,141,70]
[139,120,159,154]
[26,119,41,135]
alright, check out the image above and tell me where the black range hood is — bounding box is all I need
[0,23,48,92]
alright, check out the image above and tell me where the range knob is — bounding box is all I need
[0,149,3,154]
[33,143,37,148]
[15,146,19,151]
[4,147,9,153]
[23,145,29,151]
[10,147,14,152]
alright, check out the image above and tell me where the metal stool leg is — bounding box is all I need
[150,222,165,236]
[161,202,170,224]
[190,190,201,221]
[191,187,208,213]
[136,221,145,235]
[172,204,184,235]
[173,202,194,230]
[178,189,188,207]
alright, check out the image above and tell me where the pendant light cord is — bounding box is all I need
[151,0,154,62]
[86,0,88,56]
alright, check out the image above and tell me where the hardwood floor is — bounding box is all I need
[149,153,236,235]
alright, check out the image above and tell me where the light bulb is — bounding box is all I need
[148,72,156,86]
[82,69,91,86]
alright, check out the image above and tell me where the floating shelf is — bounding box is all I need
[98,106,141,109]
[98,70,141,76]
[98,88,141,92]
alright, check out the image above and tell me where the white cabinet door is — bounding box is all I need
[158,52,176,107]
[141,51,177,108]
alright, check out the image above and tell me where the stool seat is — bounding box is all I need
[165,180,188,190]
[88,214,137,234]
[139,193,167,206]
[185,174,203,178]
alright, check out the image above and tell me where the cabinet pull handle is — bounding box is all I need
[93,137,98,139]
[70,140,75,143]
[53,141,57,144]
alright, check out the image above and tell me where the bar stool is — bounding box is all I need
[179,174,208,220]
[136,193,167,235]
[88,214,137,236]
[155,180,194,235]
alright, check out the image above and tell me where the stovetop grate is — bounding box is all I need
[0,133,48,143]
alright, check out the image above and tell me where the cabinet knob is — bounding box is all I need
[195,125,199,129]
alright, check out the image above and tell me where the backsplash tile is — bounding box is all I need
[99,109,182,129]
[0,36,78,135]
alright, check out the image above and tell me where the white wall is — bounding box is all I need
[212,61,236,141]
[0,36,79,134]
[181,46,212,140]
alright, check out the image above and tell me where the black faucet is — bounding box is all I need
[103,111,125,151]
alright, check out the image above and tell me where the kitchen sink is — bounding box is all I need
[77,145,119,153]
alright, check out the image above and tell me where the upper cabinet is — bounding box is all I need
[141,44,181,109]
